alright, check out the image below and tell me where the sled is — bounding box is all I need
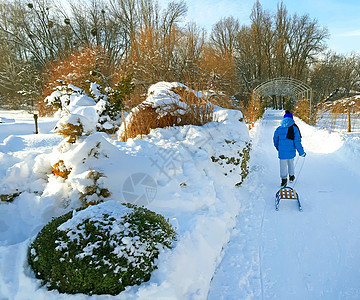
[275,186,302,211]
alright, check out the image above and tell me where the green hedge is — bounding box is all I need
[28,201,175,295]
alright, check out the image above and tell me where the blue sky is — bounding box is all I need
[179,0,360,54]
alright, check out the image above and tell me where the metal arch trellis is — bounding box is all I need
[253,77,313,120]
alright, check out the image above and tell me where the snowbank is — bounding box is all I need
[0,82,250,299]
[298,117,345,154]
[296,116,360,173]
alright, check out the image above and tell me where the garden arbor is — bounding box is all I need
[253,77,313,119]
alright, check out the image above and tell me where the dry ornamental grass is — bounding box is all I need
[119,86,214,142]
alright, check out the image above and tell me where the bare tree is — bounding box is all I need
[210,16,240,57]
[125,0,187,86]
[249,0,265,82]
[309,52,360,101]
[235,25,256,92]
[286,13,329,79]
[341,54,360,96]
[176,22,206,84]
[274,1,290,77]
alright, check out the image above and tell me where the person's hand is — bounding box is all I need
[301,152,306,157]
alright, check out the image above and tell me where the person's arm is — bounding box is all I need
[273,129,279,150]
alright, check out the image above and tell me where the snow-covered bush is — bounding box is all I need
[51,160,72,179]
[211,140,251,186]
[106,73,135,112]
[0,191,21,203]
[239,142,251,184]
[88,82,121,132]
[28,201,176,295]
[79,169,111,206]
[55,116,84,144]
[45,82,120,134]
[37,133,121,209]
[118,82,214,141]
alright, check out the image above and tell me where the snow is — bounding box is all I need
[1,103,360,299]
[316,111,360,133]
[208,110,360,299]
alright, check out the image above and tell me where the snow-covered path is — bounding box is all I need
[208,110,360,299]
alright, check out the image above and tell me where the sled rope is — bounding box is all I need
[293,156,305,188]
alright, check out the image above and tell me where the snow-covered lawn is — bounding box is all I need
[1,108,359,299]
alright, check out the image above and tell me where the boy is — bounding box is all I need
[273,110,306,187]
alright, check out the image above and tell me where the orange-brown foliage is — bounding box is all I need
[119,87,214,142]
[199,46,237,94]
[294,98,314,124]
[127,25,177,84]
[171,87,214,124]
[241,91,264,124]
[56,122,84,143]
[43,45,113,95]
[39,45,113,116]
[119,105,179,142]
[52,160,72,179]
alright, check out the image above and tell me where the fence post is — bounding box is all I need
[347,109,351,132]
[34,113,39,134]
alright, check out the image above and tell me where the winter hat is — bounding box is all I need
[284,110,293,119]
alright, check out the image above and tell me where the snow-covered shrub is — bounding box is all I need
[45,82,120,134]
[88,82,121,133]
[0,191,21,203]
[118,82,214,141]
[51,160,72,179]
[79,169,111,206]
[28,201,176,295]
[107,73,135,112]
[38,133,119,209]
[238,142,251,185]
[211,140,251,186]
[55,117,84,144]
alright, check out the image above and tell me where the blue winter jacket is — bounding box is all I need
[273,117,305,159]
